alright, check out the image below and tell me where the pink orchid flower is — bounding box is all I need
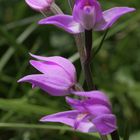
[39,0,135,33]
[18,54,76,96]
[40,91,117,135]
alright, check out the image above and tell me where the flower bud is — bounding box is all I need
[25,0,54,11]
[18,54,76,96]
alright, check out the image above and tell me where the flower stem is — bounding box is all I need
[100,135,108,140]
[51,2,63,14]
[84,29,96,90]
[74,33,86,73]
[68,0,75,10]
[67,0,87,87]
[111,130,120,140]
[41,2,63,16]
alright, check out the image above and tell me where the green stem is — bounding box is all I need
[41,2,63,16]
[68,0,75,10]
[51,3,63,14]
[74,33,86,74]
[94,28,109,57]
[100,135,108,140]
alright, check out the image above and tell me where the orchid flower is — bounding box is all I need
[39,0,135,34]
[18,54,76,96]
[40,91,117,135]
[25,0,54,11]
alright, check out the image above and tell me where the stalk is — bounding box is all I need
[67,0,87,80]
[84,29,96,90]
[100,135,108,140]
[41,2,63,16]
[68,0,75,10]
[74,33,86,76]
[50,2,63,14]
[84,29,110,140]
[111,130,120,140]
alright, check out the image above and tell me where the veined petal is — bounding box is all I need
[30,53,76,83]
[66,97,85,112]
[95,7,135,31]
[93,114,117,135]
[18,74,72,96]
[40,110,79,126]
[72,91,111,109]
[86,104,112,116]
[39,14,84,34]
[25,0,53,11]
[40,110,96,133]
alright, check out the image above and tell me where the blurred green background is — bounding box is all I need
[0,0,140,140]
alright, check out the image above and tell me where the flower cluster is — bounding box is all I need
[18,54,117,135]
[19,0,135,137]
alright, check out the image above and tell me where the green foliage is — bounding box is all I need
[0,0,140,139]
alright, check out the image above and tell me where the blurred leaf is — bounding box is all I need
[0,98,57,116]
[130,131,140,140]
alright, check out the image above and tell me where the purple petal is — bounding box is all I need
[66,97,85,112]
[30,60,71,82]
[40,110,96,133]
[40,110,79,126]
[25,0,52,11]
[93,114,117,135]
[72,91,111,109]
[95,7,135,31]
[18,74,72,96]
[30,53,76,83]
[86,105,112,116]
[39,14,84,34]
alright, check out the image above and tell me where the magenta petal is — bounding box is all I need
[18,74,72,96]
[95,7,135,31]
[86,105,111,116]
[30,60,71,81]
[72,91,111,108]
[38,14,84,34]
[66,97,85,112]
[93,114,117,135]
[40,110,96,133]
[66,97,81,106]
[40,110,79,127]
[25,0,52,11]
[30,53,76,83]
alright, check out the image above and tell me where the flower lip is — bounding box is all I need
[84,6,94,14]
[78,0,95,8]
